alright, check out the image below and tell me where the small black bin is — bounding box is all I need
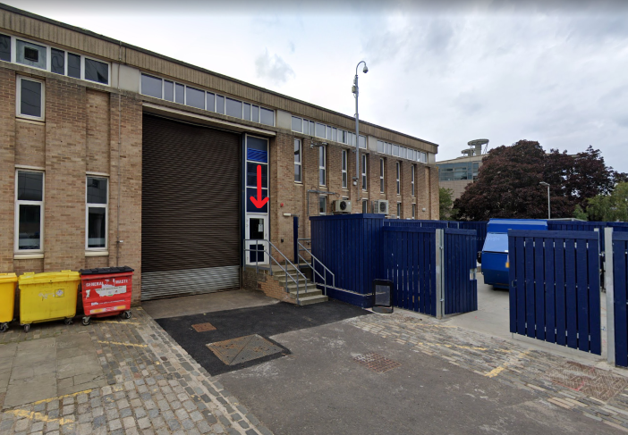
[372,279,393,313]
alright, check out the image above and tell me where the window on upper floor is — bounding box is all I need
[17,76,44,121]
[294,139,302,183]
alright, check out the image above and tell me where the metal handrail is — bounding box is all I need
[297,239,335,296]
[244,239,309,303]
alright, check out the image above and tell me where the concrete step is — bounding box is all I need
[288,287,323,298]
[272,275,310,286]
[297,295,329,306]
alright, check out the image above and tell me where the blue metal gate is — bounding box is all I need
[382,226,437,316]
[444,229,478,314]
[508,230,601,355]
[612,232,628,366]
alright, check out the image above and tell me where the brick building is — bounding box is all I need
[0,4,439,303]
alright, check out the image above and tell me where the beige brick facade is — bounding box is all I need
[0,5,439,304]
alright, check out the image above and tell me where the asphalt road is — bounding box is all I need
[158,300,622,434]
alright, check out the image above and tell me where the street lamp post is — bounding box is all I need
[353,61,368,209]
[540,182,551,219]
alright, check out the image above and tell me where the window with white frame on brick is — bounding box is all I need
[396,162,401,195]
[319,196,327,215]
[380,158,385,193]
[294,139,302,183]
[86,177,108,250]
[361,154,368,191]
[341,150,347,189]
[15,170,44,252]
[362,200,368,214]
[397,202,402,219]
[411,164,415,196]
[412,204,416,219]
[16,76,44,121]
[319,146,326,186]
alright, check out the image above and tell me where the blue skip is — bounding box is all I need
[481,219,548,289]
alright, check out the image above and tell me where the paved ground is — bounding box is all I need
[0,308,272,435]
[143,290,277,320]
[2,286,628,434]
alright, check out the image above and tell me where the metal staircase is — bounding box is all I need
[243,239,329,306]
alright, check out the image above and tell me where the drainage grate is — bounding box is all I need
[544,361,628,402]
[191,322,216,332]
[353,353,401,373]
[207,334,284,366]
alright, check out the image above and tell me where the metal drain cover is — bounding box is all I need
[353,353,401,373]
[192,322,216,332]
[544,361,628,402]
[207,335,284,366]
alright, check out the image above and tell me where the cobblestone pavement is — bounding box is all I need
[349,311,628,434]
[0,308,272,435]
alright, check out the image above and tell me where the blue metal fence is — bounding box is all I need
[547,221,628,251]
[613,232,628,367]
[388,220,488,255]
[444,229,478,314]
[382,226,436,315]
[508,230,601,355]
[311,215,478,316]
[310,214,385,307]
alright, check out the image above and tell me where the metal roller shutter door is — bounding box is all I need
[141,114,241,300]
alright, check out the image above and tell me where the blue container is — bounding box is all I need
[482,219,547,289]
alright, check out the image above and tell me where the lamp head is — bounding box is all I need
[363,64,369,73]
[539,182,550,187]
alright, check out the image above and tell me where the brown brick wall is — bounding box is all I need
[15,120,45,167]
[86,89,110,174]
[0,68,16,272]
[269,132,440,251]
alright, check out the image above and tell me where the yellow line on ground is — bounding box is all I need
[100,320,141,325]
[7,409,75,426]
[32,389,93,405]
[97,340,147,348]
[484,349,531,378]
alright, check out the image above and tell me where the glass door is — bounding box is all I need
[245,216,269,265]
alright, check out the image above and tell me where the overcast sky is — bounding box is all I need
[6,0,628,172]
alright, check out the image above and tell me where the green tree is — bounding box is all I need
[454,141,626,220]
[439,187,455,220]
[584,182,628,222]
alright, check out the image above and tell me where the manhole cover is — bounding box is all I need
[207,335,284,366]
[192,322,216,332]
[544,361,628,402]
[354,353,401,373]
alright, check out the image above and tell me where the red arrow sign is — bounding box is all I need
[250,164,269,209]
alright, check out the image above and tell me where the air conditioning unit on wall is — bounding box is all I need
[374,200,389,215]
[333,200,352,213]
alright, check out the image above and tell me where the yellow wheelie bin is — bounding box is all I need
[0,273,17,332]
[18,270,80,333]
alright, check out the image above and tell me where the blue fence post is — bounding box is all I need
[293,215,299,264]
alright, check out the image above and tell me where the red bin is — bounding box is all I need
[79,266,134,325]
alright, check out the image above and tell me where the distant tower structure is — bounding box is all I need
[436,138,489,202]
[462,138,489,157]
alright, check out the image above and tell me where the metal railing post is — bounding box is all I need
[605,227,615,365]
[435,229,444,319]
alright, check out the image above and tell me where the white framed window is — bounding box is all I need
[294,139,302,183]
[362,200,368,214]
[319,196,327,215]
[16,76,45,121]
[319,146,326,186]
[359,135,367,149]
[361,154,367,191]
[15,170,44,253]
[83,56,110,85]
[380,158,385,193]
[341,150,347,189]
[292,116,302,132]
[412,204,416,219]
[411,165,416,196]
[86,177,108,250]
[396,162,401,195]
[397,202,402,219]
